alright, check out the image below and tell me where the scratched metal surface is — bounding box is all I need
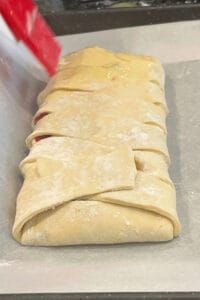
[0,21,200,294]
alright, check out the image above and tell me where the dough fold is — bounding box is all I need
[13,47,180,245]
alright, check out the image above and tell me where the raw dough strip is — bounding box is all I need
[27,111,169,162]
[34,90,167,132]
[38,83,167,112]
[22,136,171,185]
[38,70,164,107]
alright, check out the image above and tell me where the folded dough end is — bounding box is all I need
[15,200,174,246]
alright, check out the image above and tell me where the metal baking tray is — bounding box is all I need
[1,20,200,299]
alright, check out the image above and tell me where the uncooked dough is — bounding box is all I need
[12,47,181,245]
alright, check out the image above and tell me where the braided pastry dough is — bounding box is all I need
[13,47,180,245]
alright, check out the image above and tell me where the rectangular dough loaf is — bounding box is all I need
[12,47,181,246]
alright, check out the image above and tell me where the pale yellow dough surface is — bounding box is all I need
[13,47,180,246]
